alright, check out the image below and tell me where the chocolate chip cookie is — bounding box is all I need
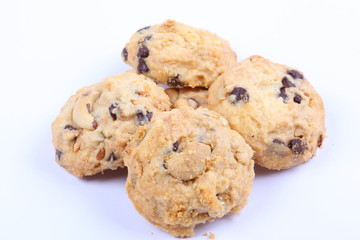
[208,56,326,170]
[165,87,208,109]
[122,20,237,88]
[124,108,254,237]
[52,70,171,177]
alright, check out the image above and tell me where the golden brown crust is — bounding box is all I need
[123,20,237,88]
[124,108,254,237]
[208,56,326,170]
[51,70,171,177]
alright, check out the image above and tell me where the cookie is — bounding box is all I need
[208,56,325,170]
[124,108,254,237]
[165,87,208,109]
[51,70,171,177]
[122,20,237,88]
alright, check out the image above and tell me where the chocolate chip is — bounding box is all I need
[282,77,295,88]
[167,75,184,87]
[137,26,150,32]
[317,135,323,148]
[56,150,62,160]
[136,110,152,125]
[64,125,76,130]
[229,87,249,104]
[122,48,128,61]
[92,120,98,129]
[136,112,145,124]
[146,111,153,121]
[287,70,304,79]
[288,139,307,155]
[137,58,149,73]
[293,94,302,104]
[136,112,147,126]
[107,152,118,161]
[279,87,287,102]
[172,141,180,152]
[109,102,119,120]
[273,139,285,145]
[86,103,91,113]
[137,44,149,58]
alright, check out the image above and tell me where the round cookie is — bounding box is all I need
[124,108,254,237]
[208,55,325,170]
[52,70,171,177]
[122,20,237,88]
[165,87,208,109]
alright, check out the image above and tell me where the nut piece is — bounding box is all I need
[166,141,211,181]
[72,91,101,130]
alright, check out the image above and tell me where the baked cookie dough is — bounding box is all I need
[52,70,171,177]
[122,20,237,88]
[165,87,208,109]
[208,56,325,170]
[124,108,254,237]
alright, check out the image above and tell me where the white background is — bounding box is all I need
[1,0,360,239]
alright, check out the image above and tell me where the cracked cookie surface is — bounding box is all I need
[208,56,326,170]
[124,108,254,237]
[51,70,171,177]
[122,20,237,88]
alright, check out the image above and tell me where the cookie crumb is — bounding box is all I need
[203,232,216,239]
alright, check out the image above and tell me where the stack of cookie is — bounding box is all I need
[52,20,325,238]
